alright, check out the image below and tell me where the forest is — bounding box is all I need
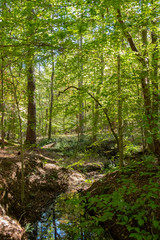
[0,0,160,239]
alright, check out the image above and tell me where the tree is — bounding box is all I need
[115,2,160,161]
[25,2,36,146]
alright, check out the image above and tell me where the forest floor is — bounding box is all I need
[0,140,159,240]
[0,144,105,240]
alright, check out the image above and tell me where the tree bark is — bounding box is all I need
[9,66,25,202]
[151,29,160,156]
[78,35,84,139]
[116,8,160,160]
[93,14,104,142]
[117,54,124,168]
[25,52,36,146]
[1,55,5,149]
[48,51,54,140]
[25,1,36,146]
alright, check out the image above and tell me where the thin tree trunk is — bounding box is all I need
[141,28,155,152]
[1,55,5,149]
[93,53,104,142]
[78,35,84,138]
[116,8,160,160]
[52,202,57,240]
[151,30,160,157]
[93,14,104,142]
[48,51,54,140]
[9,67,25,203]
[45,109,48,136]
[59,86,119,147]
[117,54,124,168]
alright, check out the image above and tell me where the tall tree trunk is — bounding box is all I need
[93,14,104,142]
[93,54,104,142]
[116,8,160,161]
[78,35,84,139]
[45,109,48,136]
[1,55,5,149]
[48,51,54,140]
[151,29,160,156]
[9,66,25,202]
[25,1,36,146]
[117,54,124,168]
[25,52,36,146]
[141,28,154,151]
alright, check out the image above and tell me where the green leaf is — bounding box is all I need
[124,216,128,222]
[129,233,143,240]
[146,137,153,144]
[138,219,144,226]
[153,220,160,229]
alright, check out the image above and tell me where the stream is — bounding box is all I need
[28,193,114,240]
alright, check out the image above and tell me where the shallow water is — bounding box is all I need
[28,193,113,240]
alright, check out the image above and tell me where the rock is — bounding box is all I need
[0,206,25,240]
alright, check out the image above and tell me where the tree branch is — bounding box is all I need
[116,9,145,64]
[59,86,119,146]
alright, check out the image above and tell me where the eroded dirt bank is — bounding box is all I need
[1,147,159,240]
[0,148,95,240]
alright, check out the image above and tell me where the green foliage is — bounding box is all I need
[39,135,92,157]
[54,193,108,240]
[25,223,34,233]
[59,166,160,239]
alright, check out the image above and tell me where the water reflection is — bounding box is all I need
[30,193,113,240]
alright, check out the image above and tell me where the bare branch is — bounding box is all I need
[59,86,119,146]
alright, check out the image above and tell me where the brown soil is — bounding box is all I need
[1,146,159,240]
[0,147,87,239]
[0,147,104,240]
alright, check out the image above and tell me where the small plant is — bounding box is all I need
[25,223,34,233]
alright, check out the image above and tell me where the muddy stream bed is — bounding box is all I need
[0,148,111,240]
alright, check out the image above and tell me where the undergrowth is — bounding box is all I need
[58,162,160,240]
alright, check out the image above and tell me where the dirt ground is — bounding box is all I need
[0,145,159,240]
[0,146,104,240]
